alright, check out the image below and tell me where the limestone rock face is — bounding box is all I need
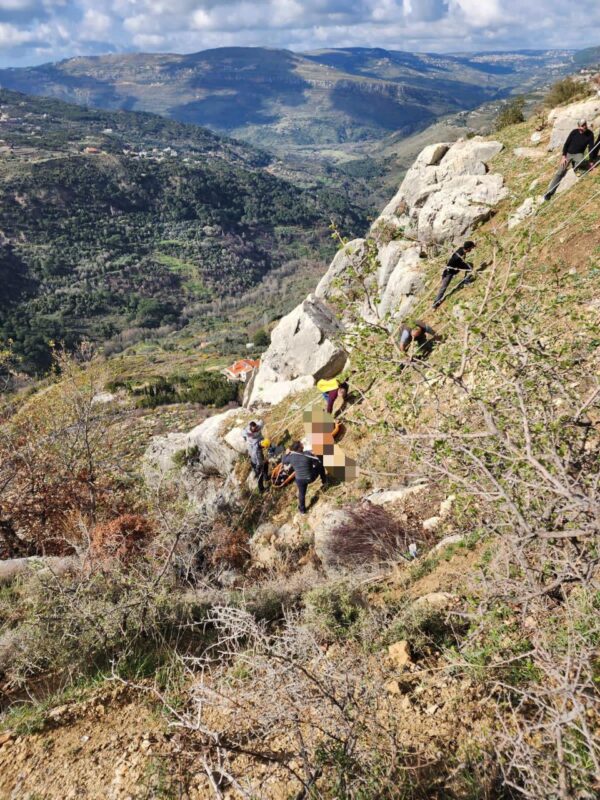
[548,99,600,151]
[377,137,507,244]
[308,503,354,575]
[246,294,347,407]
[508,196,543,229]
[143,408,244,520]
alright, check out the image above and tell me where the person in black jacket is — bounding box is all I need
[432,241,476,309]
[544,120,595,200]
[282,441,328,514]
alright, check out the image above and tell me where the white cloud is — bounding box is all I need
[0,0,597,66]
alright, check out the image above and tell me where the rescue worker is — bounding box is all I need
[242,419,268,492]
[433,241,476,309]
[399,320,438,358]
[544,120,595,200]
[282,441,328,514]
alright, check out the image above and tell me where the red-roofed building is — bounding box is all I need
[222,358,260,383]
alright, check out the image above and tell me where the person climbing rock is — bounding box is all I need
[242,419,268,492]
[544,120,595,200]
[432,241,476,309]
[399,320,438,358]
[282,441,328,514]
[317,378,349,415]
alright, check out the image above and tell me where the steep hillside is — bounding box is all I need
[0,94,598,799]
[0,47,573,152]
[0,89,366,373]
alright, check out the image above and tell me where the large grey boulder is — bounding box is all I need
[246,295,347,407]
[377,137,507,244]
[548,99,600,150]
[143,408,245,519]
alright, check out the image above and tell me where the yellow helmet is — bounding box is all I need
[261,438,270,448]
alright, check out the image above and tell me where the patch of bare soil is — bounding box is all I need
[0,686,182,800]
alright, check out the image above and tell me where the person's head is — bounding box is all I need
[290,440,304,453]
[249,421,259,433]
[577,119,588,132]
[339,381,349,397]
[411,325,425,339]
[464,240,476,252]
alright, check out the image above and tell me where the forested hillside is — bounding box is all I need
[0,90,366,372]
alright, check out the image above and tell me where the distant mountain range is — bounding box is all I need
[0,47,575,152]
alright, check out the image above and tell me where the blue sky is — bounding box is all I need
[0,0,597,67]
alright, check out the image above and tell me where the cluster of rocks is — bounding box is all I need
[246,135,507,407]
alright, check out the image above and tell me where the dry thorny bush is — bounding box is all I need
[152,605,439,800]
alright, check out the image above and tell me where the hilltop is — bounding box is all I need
[0,89,366,373]
[0,47,573,154]
[0,87,599,798]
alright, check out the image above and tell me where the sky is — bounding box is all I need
[0,0,597,67]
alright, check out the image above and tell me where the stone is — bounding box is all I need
[315,239,366,304]
[388,640,412,670]
[91,391,117,405]
[530,131,543,143]
[513,147,546,159]
[422,516,441,531]
[432,534,465,553]
[377,137,507,245]
[555,168,579,195]
[0,732,13,747]
[384,680,401,695]
[439,494,456,518]
[411,592,457,612]
[246,295,346,407]
[307,503,354,574]
[143,408,245,522]
[508,197,540,229]
[548,99,600,150]
[365,483,427,507]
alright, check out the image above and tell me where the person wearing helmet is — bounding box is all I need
[242,419,268,492]
[432,241,476,310]
[544,120,595,200]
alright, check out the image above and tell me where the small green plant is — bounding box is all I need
[495,95,526,131]
[304,582,367,641]
[545,76,592,107]
[172,444,200,468]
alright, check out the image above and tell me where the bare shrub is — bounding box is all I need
[89,514,156,567]
[157,606,436,799]
[326,501,430,568]
[204,522,250,571]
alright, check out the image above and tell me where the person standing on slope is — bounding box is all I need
[544,120,595,200]
[399,320,439,358]
[242,419,268,493]
[282,441,328,514]
[432,241,476,310]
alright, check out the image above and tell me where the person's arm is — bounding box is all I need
[421,323,436,336]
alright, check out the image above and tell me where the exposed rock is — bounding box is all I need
[548,99,600,150]
[411,592,457,612]
[508,196,541,229]
[555,168,579,194]
[308,503,354,574]
[365,483,427,506]
[422,516,441,531]
[143,408,244,520]
[378,137,506,245]
[224,424,250,454]
[432,534,465,553]
[530,132,543,144]
[439,495,456,518]
[91,392,117,405]
[0,555,81,586]
[315,239,366,305]
[388,640,412,669]
[513,147,546,159]
[246,295,346,407]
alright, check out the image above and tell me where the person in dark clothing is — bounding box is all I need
[242,420,268,492]
[432,241,476,309]
[544,120,595,200]
[282,441,328,514]
[399,320,438,358]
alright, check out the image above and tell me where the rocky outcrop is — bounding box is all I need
[143,408,248,520]
[548,99,600,150]
[246,136,508,404]
[245,295,347,407]
[508,196,543,229]
[376,137,506,244]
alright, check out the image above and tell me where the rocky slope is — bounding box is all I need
[0,92,599,798]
